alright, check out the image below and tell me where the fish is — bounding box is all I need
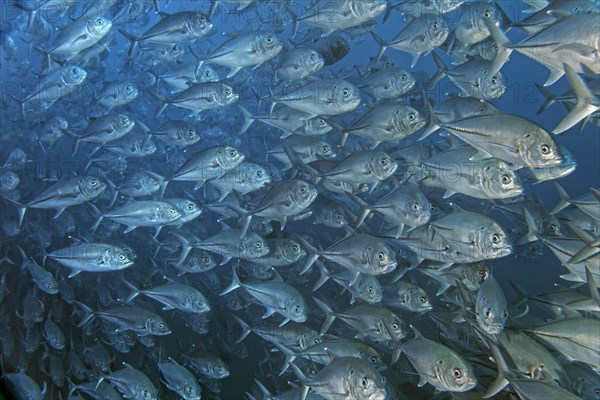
[297,0,387,36]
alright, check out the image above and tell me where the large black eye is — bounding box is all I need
[433,22,440,29]
[380,158,388,165]
[361,378,369,388]
[229,150,236,156]
[391,322,399,330]
[480,270,488,280]
[419,296,426,304]
[491,234,500,244]
[453,368,463,378]
[377,252,385,261]
[485,308,492,317]
[491,77,498,85]
[540,144,550,155]
[266,35,273,43]
[408,113,416,121]
[367,287,373,293]
[484,10,492,18]
[300,185,307,193]
[370,356,377,364]
[401,74,407,81]
[343,88,350,96]
[501,174,511,184]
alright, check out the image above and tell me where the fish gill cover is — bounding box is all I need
[0,0,599,399]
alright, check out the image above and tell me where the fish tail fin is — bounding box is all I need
[220,266,242,295]
[6,198,26,229]
[148,90,168,116]
[237,105,256,135]
[118,29,139,57]
[508,279,529,309]
[312,261,330,291]
[276,343,297,376]
[370,31,388,65]
[345,191,371,229]
[427,51,447,89]
[122,278,141,303]
[483,339,510,398]
[535,83,556,114]
[74,301,97,327]
[484,19,513,78]
[419,90,440,140]
[312,297,336,335]
[324,118,348,148]
[553,64,600,134]
[232,315,251,343]
[295,236,319,274]
[550,182,570,214]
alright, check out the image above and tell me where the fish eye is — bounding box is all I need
[453,368,463,378]
[126,84,132,90]
[225,89,231,95]
[203,256,209,263]
[119,255,126,261]
[169,209,177,215]
[314,338,320,344]
[549,223,557,232]
[229,150,236,157]
[540,144,550,154]
[292,245,299,251]
[491,234,500,243]
[380,158,388,165]
[310,54,315,60]
[96,18,103,25]
[361,378,369,388]
[377,252,385,261]
[433,22,440,29]
[322,145,329,152]
[342,88,350,96]
[205,70,212,77]
[368,286,373,293]
[408,113,416,120]
[419,296,426,303]
[485,308,492,317]
[255,241,262,248]
[594,388,600,397]
[121,117,128,124]
[188,129,195,137]
[479,270,488,280]
[484,10,492,18]
[187,203,194,210]
[391,322,399,330]
[370,356,378,364]
[300,185,307,193]
[159,323,164,328]
[401,74,407,81]
[199,16,206,24]
[266,35,273,43]
[501,174,511,184]
[412,203,419,211]
[71,67,78,74]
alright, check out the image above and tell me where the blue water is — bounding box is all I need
[0,1,599,399]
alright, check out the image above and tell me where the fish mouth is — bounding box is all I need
[369,389,387,400]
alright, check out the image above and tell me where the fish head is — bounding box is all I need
[540,214,562,237]
[111,248,134,270]
[249,218,274,236]
[480,224,512,259]
[305,116,333,135]
[403,190,431,226]
[63,65,87,85]
[243,163,271,186]
[395,105,427,133]
[356,275,383,303]
[464,261,490,290]
[368,152,398,180]
[288,180,318,208]
[256,31,283,59]
[189,13,213,36]
[87,16,112,38]
[196,64,219,83]
[435,359,478,392]
[424,14,450,45]
[218,146,245,170]
[477,301,508,335]
[391,69,416,95]
[113,113,135,133]
[177,124,200,145]
[218,84,239,105]
[356,0,388,19]
[79,176,107,199]
[324,204,348,228]
[312,140,336,160]
[285,295,307,323]
[481,72,506,99]
[282,239,307,262]
[188,294,210,314]
[518,130,563,168]
[346,362,387,400]
[120,82,139,100]
[300,48,325,73]
[241,233,270,258]
[406,287,432,312]
[365,242,397,274]
[146,318,171,335]
[481,160,523,199]
[1,170,20,190]
[333,81,361,113]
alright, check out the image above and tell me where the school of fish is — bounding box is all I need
[0,0,599,399]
